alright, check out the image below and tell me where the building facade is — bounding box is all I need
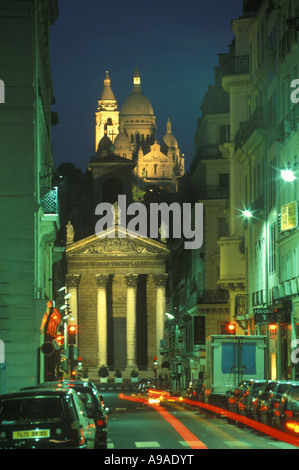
[168,53,232,387]
[217,0,299,381]
[168,0,299,389]
[0,0,61,393]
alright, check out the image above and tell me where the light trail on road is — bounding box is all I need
[119,393,208,449]
[119,392,299,449]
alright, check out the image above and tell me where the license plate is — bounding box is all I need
[13,429,50,440]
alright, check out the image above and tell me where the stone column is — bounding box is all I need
[95,274,109,367]
[125,274,138,372]
[66,274,81,342]
[153,274,168,366]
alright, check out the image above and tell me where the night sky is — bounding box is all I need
[50,0,243,173]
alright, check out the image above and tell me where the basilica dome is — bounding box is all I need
[120,67,154,117]
[162,118,178,149]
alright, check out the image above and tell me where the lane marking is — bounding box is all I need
[135,441,161,448]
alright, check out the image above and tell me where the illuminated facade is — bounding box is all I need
[0,0,60,393]
[95,67,185,194]
[169,53,231,386]
[219,0,299,380]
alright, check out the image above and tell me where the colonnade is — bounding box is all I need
[66,272,167,372]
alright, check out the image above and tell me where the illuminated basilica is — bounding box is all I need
[94,67,184,194]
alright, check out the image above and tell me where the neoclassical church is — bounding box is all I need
[65,68,185,379]
[94,67,184,194]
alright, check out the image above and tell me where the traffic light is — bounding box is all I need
[68,325,77,345]
[56,335,64,347]
[221,322,236,335]
[226,323,236,335]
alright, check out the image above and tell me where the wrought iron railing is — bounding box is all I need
[235,107,265,152]
[197,185,229,200]
[40,187,59,214]
[197,290,229,304]
[224,55,249,76]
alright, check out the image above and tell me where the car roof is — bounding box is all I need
[0,387,75,399]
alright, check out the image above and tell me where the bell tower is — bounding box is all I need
[95,71,119,152]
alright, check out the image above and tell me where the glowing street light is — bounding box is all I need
[281,168,296,182]
[242,209,253,218]
[166,312,175,320]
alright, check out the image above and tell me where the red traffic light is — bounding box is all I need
[68,325,77,345]
[227,323,236,334]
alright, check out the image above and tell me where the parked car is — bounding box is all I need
[22,381,109,449]
[226,380,253,418]
[185,379,205,401]
[252,380,277,422]
[237,380,267,419]
[274,382,299,434]
[257,381,292,426]
[0,388,96,449]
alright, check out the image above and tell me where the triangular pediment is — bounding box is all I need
[66,224,169,256]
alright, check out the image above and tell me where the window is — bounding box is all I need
[269,223,276,273]
[219,173,229,188]
[193,316,205,345]
[218,217,229,238]
[269,158,277,210]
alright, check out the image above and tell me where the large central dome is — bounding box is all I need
[121,90,154,116]
[120,67,154,117]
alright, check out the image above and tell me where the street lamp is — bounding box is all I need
[242,209,253,218]
[281,161,297,182]
[281,168,296,182]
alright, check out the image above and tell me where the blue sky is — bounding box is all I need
[50,0,243,172]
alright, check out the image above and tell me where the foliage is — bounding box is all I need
[130,369,139,377]
[98,365,109,378]
[114,369,122,378]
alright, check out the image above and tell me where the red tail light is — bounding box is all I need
[193,391,196,396]
[96,419,104,426]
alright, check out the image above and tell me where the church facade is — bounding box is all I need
[65,68,184,379]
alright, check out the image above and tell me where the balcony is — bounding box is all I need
[235,107,265,152]
[197,185,229,200]
[197,290,229,304]
[279,18,299,61]
[41,187,59,215]
[224,55,249,76]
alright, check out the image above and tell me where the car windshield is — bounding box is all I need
[276,383,289,395]
[0,396,64,424]
[252,382,265,393]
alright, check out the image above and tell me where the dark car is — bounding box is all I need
[257,381,292,426]
[22,381,109,449]
[0,388,95,449]
[237,380,267,419]
[226,380,253,419]
[252,380,277,422]
[64,382,109,449]
[185,380,205,401]
[274,382,299,434]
